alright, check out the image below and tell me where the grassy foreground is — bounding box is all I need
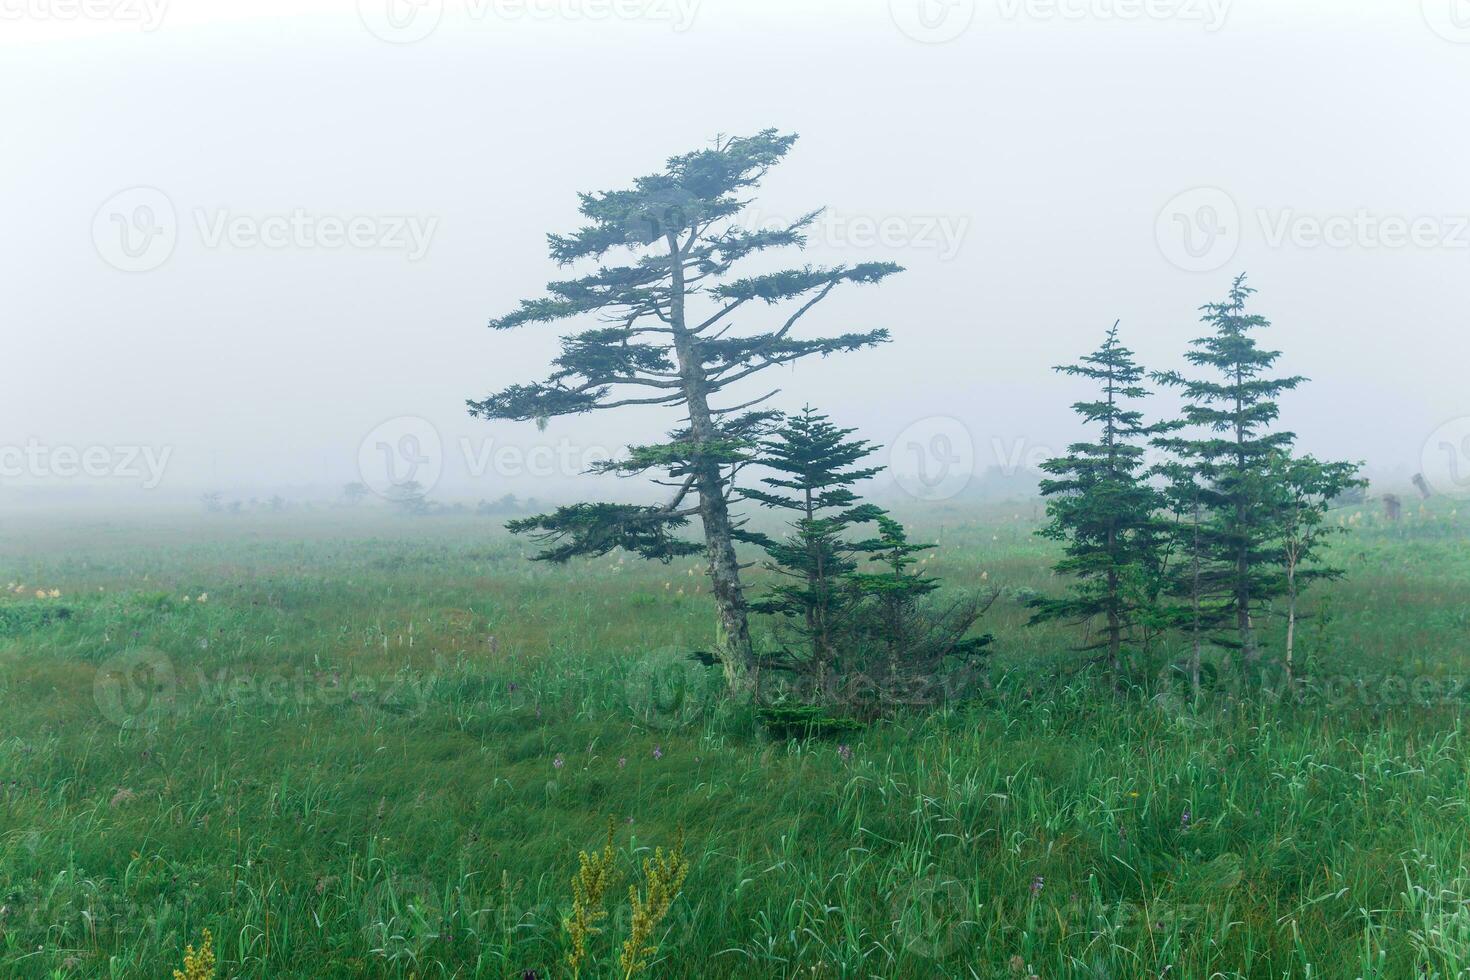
[0,501,1467,978]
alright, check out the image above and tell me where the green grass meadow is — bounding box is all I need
[1,500,1468,978]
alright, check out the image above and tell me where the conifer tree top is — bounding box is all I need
[739,406,884,516]
[469,130,902,426]
[1154,274,1306,466]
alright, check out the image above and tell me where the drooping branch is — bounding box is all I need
[507,503,706,563]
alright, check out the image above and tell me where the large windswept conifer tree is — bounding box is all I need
[471,131,901,691]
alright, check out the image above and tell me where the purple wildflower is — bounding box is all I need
[617,757,627,769]
[652,745,663,760]
[1030,875,1044,896]
[552,754,564,769]
[837,744,853,762]
[1181,809,1192,828]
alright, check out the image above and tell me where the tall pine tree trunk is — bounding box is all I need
[1234,380,1258,670]
[805,487,832,697]
[666,233,756,692]
[1284,554,1298,691]
[1106,566,1122,678]
[1190,497,1203,699]
[1103,387,1123,683]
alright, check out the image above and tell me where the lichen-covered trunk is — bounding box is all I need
[695,464,756,692]
[666,232,755,693]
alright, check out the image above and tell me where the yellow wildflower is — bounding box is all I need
[564,817,621,979]
[173,928,216,980]
[619,829,689,979]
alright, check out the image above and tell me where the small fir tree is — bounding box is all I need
[847,514,940,674]
[1030,322,1165,680]
[735,407,884,690]
[1154,275,1305,673]
[847,515,993,703]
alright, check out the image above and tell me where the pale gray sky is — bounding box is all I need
[3,0,1468,505]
